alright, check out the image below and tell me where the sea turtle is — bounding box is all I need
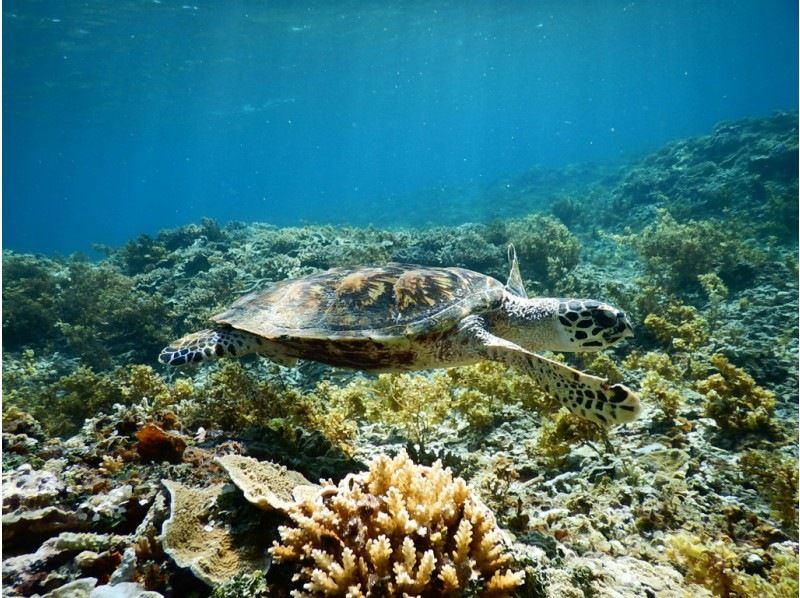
[159,247,640,426]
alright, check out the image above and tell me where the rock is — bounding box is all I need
[2,533,128,596]
[3,432,40,454]
[636,447,690,474]
[89,581,164,597]
[108,547,137,585]
[567,554,713,598]
[3,506,90,549]
[41,577,98,598]
[74,550,102,570]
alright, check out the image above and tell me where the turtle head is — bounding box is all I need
[553,299,633,351]
[497,296,633,353]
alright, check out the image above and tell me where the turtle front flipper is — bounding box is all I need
[459,318,640,426]
[158,327,291,367]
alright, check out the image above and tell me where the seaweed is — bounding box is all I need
[739,450,798,532]
[697,354,777,437]
[504,214,581,292]
[625,210,766,293]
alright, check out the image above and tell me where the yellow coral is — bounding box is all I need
[739,450,798,531]
[271,451,524,597]
[640,371,683,423]
[314,362,553,451]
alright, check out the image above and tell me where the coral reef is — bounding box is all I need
[739,450,798,532]
[135,423,187,464]
[624,210,766,293]
[2,112,798,597]
[270,451,525,597]
[665,532,798,598]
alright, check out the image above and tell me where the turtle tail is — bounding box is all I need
[158,327,263,366]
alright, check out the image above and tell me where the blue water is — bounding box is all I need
[4,0,797,255]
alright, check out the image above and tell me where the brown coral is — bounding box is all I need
[270,451,524,597]
[135,423,186,464]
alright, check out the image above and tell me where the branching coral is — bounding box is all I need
[696,354,776,436]
[270,451,525,597]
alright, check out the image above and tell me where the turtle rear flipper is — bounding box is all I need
[460,317,640,426]
[159,327,297,367]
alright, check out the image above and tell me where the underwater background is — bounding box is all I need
[4,0,798,254]
[2,2,799,598]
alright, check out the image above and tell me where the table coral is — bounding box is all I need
[161,480,270,586]
[270,451,524,597]
[216,454,320,512]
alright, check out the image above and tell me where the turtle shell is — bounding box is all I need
[211,263,505,341]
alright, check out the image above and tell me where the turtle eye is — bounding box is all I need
[593,308,617,328]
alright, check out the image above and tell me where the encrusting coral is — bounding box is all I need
[270,451,525,597]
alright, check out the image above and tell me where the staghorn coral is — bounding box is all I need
[270,451,524,597]
[696,354,777,436]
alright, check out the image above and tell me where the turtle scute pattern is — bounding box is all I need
[211,264,505,339]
